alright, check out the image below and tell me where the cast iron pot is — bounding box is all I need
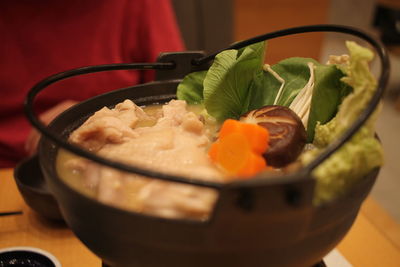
[25,25,390,267]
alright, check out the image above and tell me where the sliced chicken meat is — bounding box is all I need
[63,99,223,220]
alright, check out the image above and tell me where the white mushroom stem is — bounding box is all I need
[263,64,285,105]
[289,62,315,129]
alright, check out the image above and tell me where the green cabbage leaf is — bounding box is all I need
[301,41,384,204]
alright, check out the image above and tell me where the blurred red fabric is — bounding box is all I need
[0,0,184,167]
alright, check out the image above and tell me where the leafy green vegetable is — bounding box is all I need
[301,41,383,204]
[176,70,207,104]
[306,64,352,141]
[176,40,383,205]
[176,41,350,141]
[247,57,350,140]
[247,57,315,111]
[203,42,265,121]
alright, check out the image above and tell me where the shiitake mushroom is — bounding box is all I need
[240,105,307,168]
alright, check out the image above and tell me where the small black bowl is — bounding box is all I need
[14,155,63,221]
[0,247,61,267]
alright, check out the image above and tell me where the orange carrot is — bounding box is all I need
[218,119,241,139]
[240,122,269,154]
[209,119,270,178]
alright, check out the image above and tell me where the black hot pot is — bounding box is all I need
[24,25,390,267]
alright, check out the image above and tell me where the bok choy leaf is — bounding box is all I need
[176,41,351,141]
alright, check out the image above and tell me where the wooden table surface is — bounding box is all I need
[1,167,400,267]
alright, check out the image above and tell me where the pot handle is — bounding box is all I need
[155,51,209,81]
